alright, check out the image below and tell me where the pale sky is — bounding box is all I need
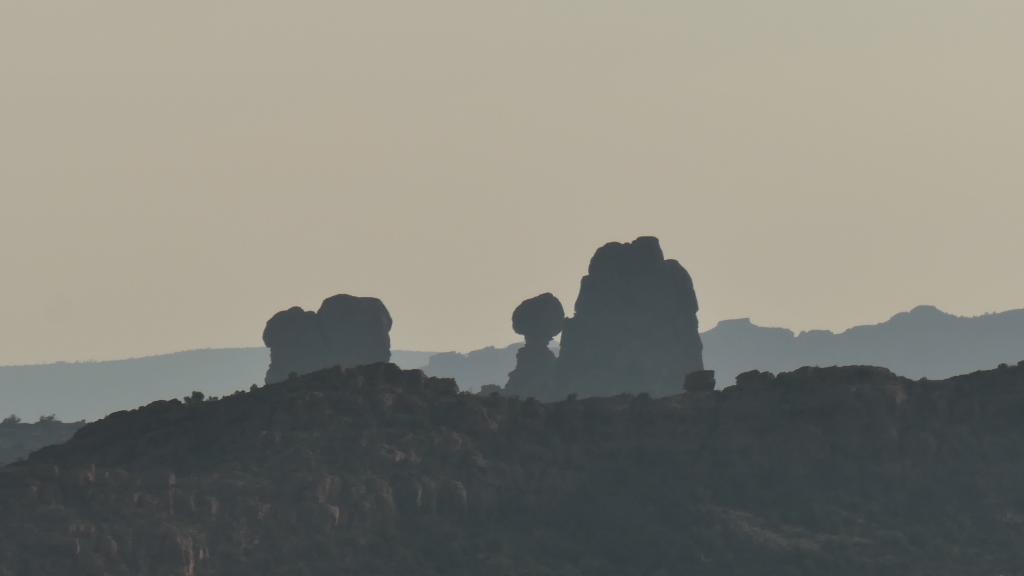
[2,1,1023,365]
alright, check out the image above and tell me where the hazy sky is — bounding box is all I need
[2,1,1023,365]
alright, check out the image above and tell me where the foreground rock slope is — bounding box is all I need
[3,363,1024,575]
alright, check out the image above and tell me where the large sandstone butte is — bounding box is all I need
[557,236,704,398]
[5,362,1024,575]
[504,293,564,400]
[262,294,392,384]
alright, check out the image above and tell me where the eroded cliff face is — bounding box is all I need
[4,363,1024,575]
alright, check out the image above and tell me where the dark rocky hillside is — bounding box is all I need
[423,343,523,390]
[4,362,1024,575]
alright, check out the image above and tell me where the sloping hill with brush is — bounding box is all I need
[3,362,1024,575]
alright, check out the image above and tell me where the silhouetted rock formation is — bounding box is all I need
[557,236,703,398]
[504,293,564,399]
[263,294,392,383]
[405,306,1024,395]
[6,362,1024,574]
[512,292,565,345]
[262,308,327,382]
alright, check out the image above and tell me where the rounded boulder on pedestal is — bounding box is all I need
[512,293,565,344]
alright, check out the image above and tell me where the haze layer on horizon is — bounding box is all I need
[2,1,1023,365]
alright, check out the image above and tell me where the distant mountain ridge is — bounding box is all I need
[3,306,1024,421]
[0,348,432,422]
[704,305,1024,387]
[425,306,1024,393]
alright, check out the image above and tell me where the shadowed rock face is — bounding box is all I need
[262,294,392,384]
[557,236,703,398]
[505,293,564,400]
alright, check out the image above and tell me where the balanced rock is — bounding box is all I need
[512,293,564,347]
[263,294,392,384]
[556,236,703,398]
[505,293,565,400]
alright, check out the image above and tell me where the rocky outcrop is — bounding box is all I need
[262,294,392,383]
[504,293,564,400]
[557,236,704,398]
[4,363,1024,574]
